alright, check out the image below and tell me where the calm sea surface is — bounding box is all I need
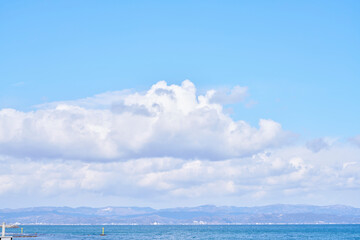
[5,225,360,240]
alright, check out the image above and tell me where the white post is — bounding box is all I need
[2,222,5,237]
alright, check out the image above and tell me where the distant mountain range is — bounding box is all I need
[1,204,360,225]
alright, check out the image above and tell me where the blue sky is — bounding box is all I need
[0,1,360,208]
[1,0,359,138]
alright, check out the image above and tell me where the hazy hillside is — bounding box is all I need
[1,205,360,225]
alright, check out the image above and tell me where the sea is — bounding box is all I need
[5,224,360,239]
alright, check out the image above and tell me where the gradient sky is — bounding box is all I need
[0,0,360,208]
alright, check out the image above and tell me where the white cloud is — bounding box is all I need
[207,85,248,105]
[0,80,290,161]
[350,135,360,148]
[306,138,334,153]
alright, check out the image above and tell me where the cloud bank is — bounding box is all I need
[1,144,360,207]
[0,80,359,208]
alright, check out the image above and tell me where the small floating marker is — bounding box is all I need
[21,228,23,234]
[100,227,106,236]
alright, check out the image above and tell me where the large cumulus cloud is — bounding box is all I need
[0,80,291,161]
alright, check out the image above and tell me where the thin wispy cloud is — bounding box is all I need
[11,81,25,87]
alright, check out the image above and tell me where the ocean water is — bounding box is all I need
[5,225,360,240]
